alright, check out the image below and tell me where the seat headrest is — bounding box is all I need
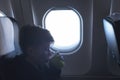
[0,17,15,56]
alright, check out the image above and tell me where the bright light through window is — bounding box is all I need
[43,8,83,54]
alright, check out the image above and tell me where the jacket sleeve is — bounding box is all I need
[48,62,62,80]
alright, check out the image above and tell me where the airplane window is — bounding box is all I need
[0,11,6,17]
[43,8,83,54]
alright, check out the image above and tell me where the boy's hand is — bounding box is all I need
[49,53,64,69]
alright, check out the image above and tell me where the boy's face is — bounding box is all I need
[28,42,52,64]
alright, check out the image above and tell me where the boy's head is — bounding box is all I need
[19,25,54,63]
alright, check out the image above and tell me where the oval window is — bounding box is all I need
[43,7,83,54]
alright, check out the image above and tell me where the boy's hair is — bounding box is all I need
[19,25,54,54]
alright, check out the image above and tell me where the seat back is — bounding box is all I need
[0,17,15,57]
[0,16,22,58]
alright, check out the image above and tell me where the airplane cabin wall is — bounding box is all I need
[0,0,13,17]
[111,0,120,13]
[89,0,111,75]
[10,0,34,26]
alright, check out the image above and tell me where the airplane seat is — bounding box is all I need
[0,16,15,80]
[0,16,21,58]
[103,12,120,64]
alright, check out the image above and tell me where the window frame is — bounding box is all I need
[42,7,83,55]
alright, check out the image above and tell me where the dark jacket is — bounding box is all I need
[0,55,61,80]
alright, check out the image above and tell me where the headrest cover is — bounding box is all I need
[0,17,15,56]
